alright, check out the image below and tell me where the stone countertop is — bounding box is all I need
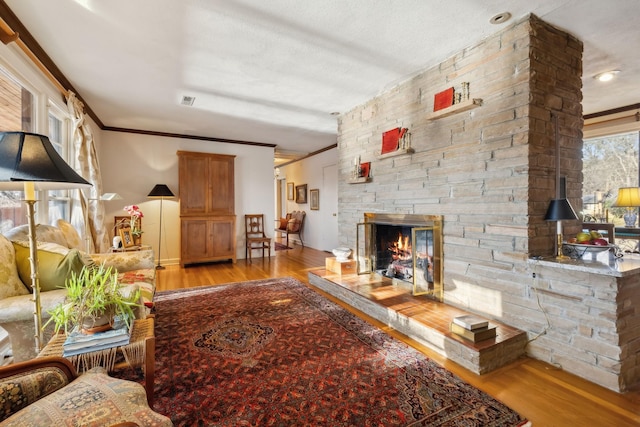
[529,249,640,277]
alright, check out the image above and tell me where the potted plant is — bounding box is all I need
[44,263,141,335]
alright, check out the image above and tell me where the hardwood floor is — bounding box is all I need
[157,243,640,427]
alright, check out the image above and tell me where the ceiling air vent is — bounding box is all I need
[180,96,195,106]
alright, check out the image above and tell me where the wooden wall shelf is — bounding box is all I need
[427,98,482,120]
[348,177,371,184]
[377,147,414,160]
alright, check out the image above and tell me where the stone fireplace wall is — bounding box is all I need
[334,15,630,387]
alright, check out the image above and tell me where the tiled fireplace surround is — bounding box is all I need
[327,14,640,392]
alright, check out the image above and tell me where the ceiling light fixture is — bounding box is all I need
[593,70,620,82]
[489,12,511,25]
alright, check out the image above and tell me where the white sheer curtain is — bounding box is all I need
[66,92,110,253]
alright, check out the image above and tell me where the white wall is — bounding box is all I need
[278,147,338,251]
[97,130,275,265]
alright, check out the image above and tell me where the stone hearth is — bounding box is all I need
[308,269,527,374]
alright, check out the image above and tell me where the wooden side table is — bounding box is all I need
[38,317,156,405]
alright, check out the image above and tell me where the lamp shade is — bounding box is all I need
[544,198,579,221]
[147,184,175,198]
[0,132,90,190]
[612,187,640,207]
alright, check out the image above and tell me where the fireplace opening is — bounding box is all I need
[376,224,433,284]
[357,214,443,300]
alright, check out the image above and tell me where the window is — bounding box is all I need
[582,131,639,224]
[0,66,34,232]
[0,65,74,233]
[47,110,72,225]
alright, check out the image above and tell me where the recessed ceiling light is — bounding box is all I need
[593,70,620,82]
[490,12,511,25]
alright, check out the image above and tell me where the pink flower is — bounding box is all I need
[124,205,144,218]
[124,205,144,235]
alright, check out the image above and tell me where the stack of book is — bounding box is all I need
[450,315,496,343]
[63,323,132,357]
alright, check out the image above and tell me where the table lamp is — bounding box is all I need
[0,132,91,351]
[545,198,579,258]
[612,187,640,227]
[147,184,175,269]
[544,113,578,258]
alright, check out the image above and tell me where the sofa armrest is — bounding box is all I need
[0,357,76,421]
[89,249,155,272]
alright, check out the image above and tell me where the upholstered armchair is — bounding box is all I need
[275,210,306,247]
[0,356,172,426]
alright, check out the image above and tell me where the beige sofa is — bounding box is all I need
[0,222,156,328]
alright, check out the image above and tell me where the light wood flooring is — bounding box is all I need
[157,243,640,427]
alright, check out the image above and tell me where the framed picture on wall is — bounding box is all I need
[295,184,307,204]
[287,182,295,200]
[310,189,319,210]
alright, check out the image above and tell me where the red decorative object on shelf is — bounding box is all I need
[433,87,454,111]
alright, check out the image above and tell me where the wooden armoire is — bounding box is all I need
[177,151,236,266]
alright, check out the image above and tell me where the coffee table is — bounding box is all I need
[38,316,155,405]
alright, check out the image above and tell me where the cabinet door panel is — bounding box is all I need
[209,157,234,214]
[180,155,209,215]
[210,220,234,255]
[181,220,209,261]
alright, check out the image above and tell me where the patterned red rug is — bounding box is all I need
[118,278,529,426]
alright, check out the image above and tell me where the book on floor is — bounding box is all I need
[452,315,489,330]
[450,322,496,343]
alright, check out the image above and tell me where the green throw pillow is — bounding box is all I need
[13,241,87,292]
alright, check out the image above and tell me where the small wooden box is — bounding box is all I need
[326,257,356,275]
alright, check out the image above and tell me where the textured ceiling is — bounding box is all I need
[4,0,639,161]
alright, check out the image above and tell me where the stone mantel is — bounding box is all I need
[529,252,640,277]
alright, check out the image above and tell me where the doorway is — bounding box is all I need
[320,164,338,251]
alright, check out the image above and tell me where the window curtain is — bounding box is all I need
[66,91,109,253]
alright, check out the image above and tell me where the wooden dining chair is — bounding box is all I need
[245,214,271,262]
[581,222,615,244]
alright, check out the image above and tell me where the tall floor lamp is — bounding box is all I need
[147,184,175,270]
[0,132,91,351]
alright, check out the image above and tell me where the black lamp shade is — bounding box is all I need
[0,132,90,190]
[544,198,578,221]
[147,184,175,198]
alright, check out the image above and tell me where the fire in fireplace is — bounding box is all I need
[357,213,443,300]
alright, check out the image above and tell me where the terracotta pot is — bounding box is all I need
[81,307,115,334]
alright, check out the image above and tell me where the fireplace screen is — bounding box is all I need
[356,214,443,300]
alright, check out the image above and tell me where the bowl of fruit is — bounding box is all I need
[564,231,614,257]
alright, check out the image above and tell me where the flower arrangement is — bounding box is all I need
[124,205,144,236]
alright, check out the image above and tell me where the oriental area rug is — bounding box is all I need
[117,278,529,426]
